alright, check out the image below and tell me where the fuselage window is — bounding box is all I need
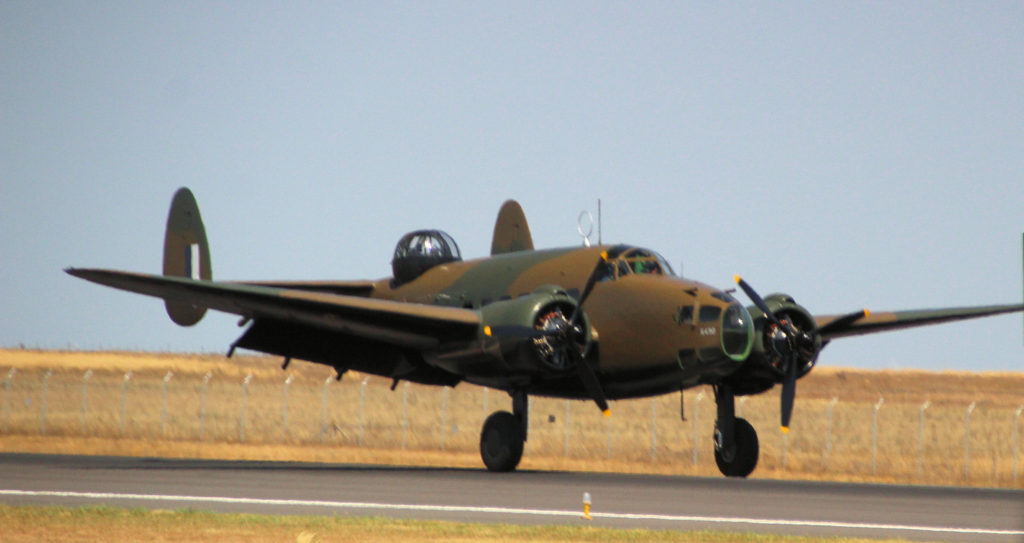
[699,306,722,322]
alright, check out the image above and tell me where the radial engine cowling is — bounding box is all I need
[480,285,592,372]
[745,293,821,381]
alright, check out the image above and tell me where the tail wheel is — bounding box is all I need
[480,411,524,472]
[714,417,759,477]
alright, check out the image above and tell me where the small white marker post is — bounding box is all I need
[582,492,592,520]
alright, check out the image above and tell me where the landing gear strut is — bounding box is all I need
[480,390,528,472]
[713,385,759,477]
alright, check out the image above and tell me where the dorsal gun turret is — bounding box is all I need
[391,230,462,286]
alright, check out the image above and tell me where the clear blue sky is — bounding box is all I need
[2,3,1023,371]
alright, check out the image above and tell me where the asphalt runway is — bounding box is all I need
[0,453,1021,542]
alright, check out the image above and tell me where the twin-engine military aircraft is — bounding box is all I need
[68,188,1023,477]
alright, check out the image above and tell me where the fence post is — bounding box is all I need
[441,386,452,451]
[606,404,612,460]
[917,401,930,479]
[872,397,884,476]
[80,370,93,432]
[402,381,410,450]
[358,377,368,447]
[565,399,573,454]
[824,397,838,469]
[240,373,252,442]
[4,368,16,433]
[1014,405,1023,484]
[200,372,211,441]
[120,371,132,435]
[320,376,331,443]
[649,398,658,461]
[692,392,703,466]
[281,375,294,440]
[964,402,976,480]
[41,369,52,435]
[161,371,173,437]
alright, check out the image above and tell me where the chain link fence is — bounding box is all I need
[2,366,1022,487]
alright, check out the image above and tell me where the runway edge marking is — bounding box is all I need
[1,489,1021,537]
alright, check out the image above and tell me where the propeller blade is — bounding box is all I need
[734,275,781,326]
[816,308,871,336]
[575,356,610,416]
[570,251,610,325]
[780,358,797,432]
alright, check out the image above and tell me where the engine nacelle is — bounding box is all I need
[479,285,591,371]
[746,293,821,380]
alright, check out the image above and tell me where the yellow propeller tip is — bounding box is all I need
[602,409,611,418]
[780,426,790,434]
[734,274,742,284]
[864,308,871,317]
[483,326,492,337]
[600,251,608,260]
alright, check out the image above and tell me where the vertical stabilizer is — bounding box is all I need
[490,200,534,255]
[163,187,211,326]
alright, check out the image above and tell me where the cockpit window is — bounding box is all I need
[613,248,675,278]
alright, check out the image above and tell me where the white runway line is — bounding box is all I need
[1,489,1021,537]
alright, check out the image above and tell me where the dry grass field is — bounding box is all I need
[0,505,924,543]
[1,348,1023,488]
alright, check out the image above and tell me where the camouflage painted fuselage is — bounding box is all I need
[371,245,747,400]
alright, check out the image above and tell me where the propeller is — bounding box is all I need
[485,252,612,416]
[734,275,813,433]
[568,252,611,416]
[734,276,870,432]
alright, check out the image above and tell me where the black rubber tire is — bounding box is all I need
[480,411,524,472]
[714,417,759,477]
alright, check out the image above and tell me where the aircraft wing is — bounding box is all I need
[65,268,479,350]
[234,280,376,297]
[815,303,1024,341]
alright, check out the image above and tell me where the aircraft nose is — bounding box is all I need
[721,303,755,362]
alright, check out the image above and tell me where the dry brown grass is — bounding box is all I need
[2,349,1023,488]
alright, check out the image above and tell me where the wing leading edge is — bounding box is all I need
[815,303,1024,341]
[65,268,479,350]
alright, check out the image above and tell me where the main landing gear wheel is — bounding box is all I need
[480,411,524,472]
[714,417,759,478]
